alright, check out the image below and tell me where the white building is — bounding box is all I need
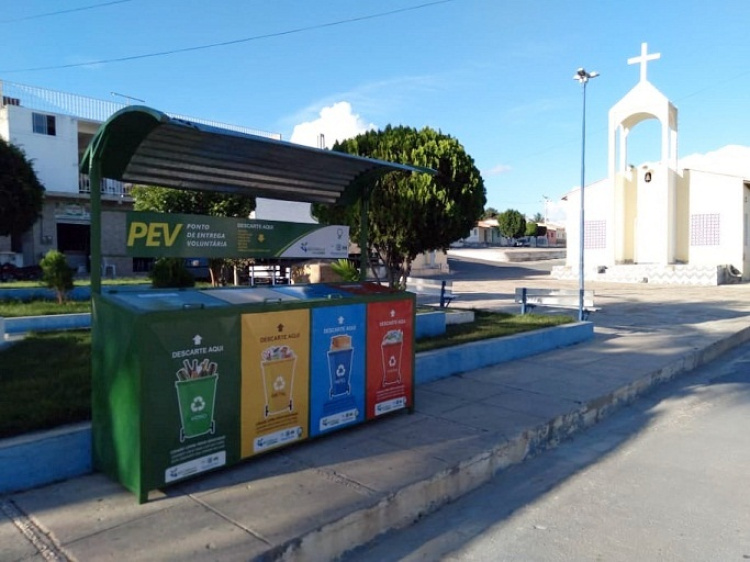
[556,44,750,285]
[0,80,279,275]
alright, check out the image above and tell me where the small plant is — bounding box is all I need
[329,258,360,282]
[149,258,195,288]
[39,250,74,304]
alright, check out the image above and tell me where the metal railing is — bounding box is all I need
[0,79,281,139]
[78,174,132,197]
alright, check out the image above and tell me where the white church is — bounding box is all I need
[555,43,750,285]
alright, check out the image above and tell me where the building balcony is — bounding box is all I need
[78,174,131,198]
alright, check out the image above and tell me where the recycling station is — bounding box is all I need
[82,106,430,502]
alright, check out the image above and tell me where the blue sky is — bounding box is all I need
[2,0,750,223]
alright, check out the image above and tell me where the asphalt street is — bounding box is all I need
[345,339,750,561]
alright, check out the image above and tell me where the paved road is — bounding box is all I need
[439,252,563,282]
[345,340,750,561]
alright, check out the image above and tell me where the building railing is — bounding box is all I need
[0,80,281,139]
[79,174,132,198]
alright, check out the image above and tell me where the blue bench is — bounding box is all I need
[406,278,455,308]
[515,288,598,319]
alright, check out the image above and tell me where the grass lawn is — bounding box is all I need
[0,310,571,439]
[0,300,91,317]
[0,330,91,439]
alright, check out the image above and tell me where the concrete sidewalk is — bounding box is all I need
[3,280,750,562]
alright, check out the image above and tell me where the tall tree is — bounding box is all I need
[313,126,486,288]
[0,138,45,238]
[497,209,526,241]
[483,207,500,219]
[129,185,255,285]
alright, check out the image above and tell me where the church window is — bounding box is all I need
[690,214,720,246]
[584,220,607,249]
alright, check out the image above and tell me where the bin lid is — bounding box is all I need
[335,282,399,296]
[271,284,351,301]
[103,288,228,311]
[203,287,299,305]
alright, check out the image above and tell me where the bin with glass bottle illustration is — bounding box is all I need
[380,329,404,386]
[175,358,219,442]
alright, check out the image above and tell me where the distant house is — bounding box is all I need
[455,218,501,246]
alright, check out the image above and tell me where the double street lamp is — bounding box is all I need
[574,67,598,322]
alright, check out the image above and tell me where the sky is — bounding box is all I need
[2,0,750,224]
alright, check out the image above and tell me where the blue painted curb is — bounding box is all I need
[0,287,92,302]
[415,321,594,384]
[0,322,592,495]
[0,424,91,494]
[5,313,91,335]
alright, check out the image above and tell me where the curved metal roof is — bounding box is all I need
[80,106,430,205]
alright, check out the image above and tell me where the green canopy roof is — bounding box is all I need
[80,105,430,205]
[82,105,433,293]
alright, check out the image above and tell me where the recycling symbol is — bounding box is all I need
[191,396,206,413]
[336,364,346,377]
[273,376,286,392]
[388,355,397,368]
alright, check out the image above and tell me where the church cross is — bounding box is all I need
[627,42,660,82]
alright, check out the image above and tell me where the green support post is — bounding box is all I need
[88,159,102,295]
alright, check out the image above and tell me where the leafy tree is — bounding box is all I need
[129,185,255,285]
[40,250,74,304]
[483,207,500,219]
[532,212,544,223]
[313,125,486,288]
[525,222,538,237]
[0,138,45,238]
[497,209,526,240]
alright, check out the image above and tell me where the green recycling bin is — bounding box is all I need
[175,374,219,442]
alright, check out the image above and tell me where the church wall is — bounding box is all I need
[686,169,744,271]
[674,170,690,262]
[614,172,637,263]
[565,178,611,270]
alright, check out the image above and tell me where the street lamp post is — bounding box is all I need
[574,67,598,322]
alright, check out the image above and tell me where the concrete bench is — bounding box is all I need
[406,277,455,308]
[515,288,598,319]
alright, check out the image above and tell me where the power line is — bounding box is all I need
[0,0,135,24]
[0,0,459,73]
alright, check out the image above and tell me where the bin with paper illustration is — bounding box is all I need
[261,345,296,416]
[327,334,353,398]
[380,329,404,386]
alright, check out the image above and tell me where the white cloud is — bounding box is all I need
[679,145,750,178]
[485,163,512,176]
[546,199,567,225]
[290,102,376,148]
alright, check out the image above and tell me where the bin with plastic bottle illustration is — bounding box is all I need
[327,334,353,398]
[261,345,296,417]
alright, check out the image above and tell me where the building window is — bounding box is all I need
[584,220,607,249]
[32,112,56,136]
[690,214,720,246]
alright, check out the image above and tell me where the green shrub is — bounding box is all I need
[39,250,74,304]
[149,258,195,288]
[329,258,360,281]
